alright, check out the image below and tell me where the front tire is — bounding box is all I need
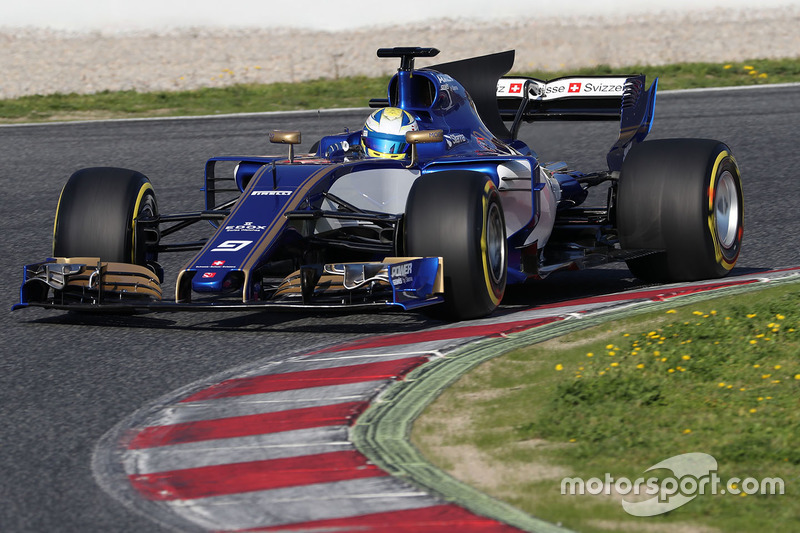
[617,139,743,282]
[405,171,507,320]
[53,167,158,266]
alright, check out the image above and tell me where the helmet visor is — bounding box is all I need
[364,131,408,156]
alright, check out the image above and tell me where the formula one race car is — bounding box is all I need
[16,47,743,320]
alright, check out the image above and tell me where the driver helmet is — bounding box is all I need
[361,107,419,159]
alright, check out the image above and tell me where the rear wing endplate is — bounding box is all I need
[497,75,658,171]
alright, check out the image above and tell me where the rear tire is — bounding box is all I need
[617,139,743,282]
[405,171,507,320]
[53,167,158,265]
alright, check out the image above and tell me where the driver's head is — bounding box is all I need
[361,107,419,159]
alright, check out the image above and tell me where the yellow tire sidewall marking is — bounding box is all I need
[480,180,501,306]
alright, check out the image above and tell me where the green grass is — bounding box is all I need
[2,58,798,123]
[412,282,800,533]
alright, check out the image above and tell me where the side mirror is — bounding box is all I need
[405,129,443,168]
[269,131,301,162]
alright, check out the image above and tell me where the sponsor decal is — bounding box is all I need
[202,272,216,279]
[444,133,468,149]
[391,262,413,285]
[251,190,292,196]
[583,81,624,93]
[499,77,627,100]
[435,73,454,84]
[210,240,253,252]
[225,221,267,232]
[212,260,226,266]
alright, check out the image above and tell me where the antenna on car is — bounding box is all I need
[377,47,440,71]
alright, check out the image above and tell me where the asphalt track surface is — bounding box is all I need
[2,84,799,532]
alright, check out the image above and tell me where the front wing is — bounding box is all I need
[14,257,444,312]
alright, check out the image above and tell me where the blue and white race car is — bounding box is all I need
[16,47,743,320]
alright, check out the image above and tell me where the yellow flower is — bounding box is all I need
[718,382,726,387]
[654,351,661,357]
[710,310,718,315]
[774,365,782,370]
[749,340,758,345]
[772,380,781,384]
[666,309,677,314]
[724,64,733,69]
[762,374,772,379]
[759,73,768,78]
[739,388,746,392]
[569,438,577,443]
[749,70,758,76]
[743,65,755,70]
[661,357,668,362]
[668,368,676,374]
[693,311,703,316]
[776,314,785,320]
[749,408,757,413]
[683,428,692,434]
[636,363,645,369]
[682,355,691,361]
[605,344,614,350]
[608,351,616,357]
[747,313,757,318]
[794,374,800,380]
[753,364,761,369]
[611,362,620,368]
[758,397,765,401]
[586,352,594,357]
[555,364,564,371]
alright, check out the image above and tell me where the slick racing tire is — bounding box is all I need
[617,139,743,283]
[53,167,158,266]
[405,170,507,320]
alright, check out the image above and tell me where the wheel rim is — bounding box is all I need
[486,202,506,284]
[714,170,739,249]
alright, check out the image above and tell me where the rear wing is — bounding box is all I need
[497,75,658,171]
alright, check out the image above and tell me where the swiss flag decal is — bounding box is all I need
[510,83,523,94]
[568,83,582,93]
